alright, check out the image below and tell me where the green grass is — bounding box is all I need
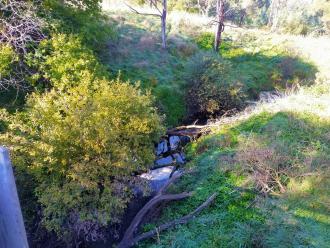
[105,20,317,126]
[261,175,330,247]
[195,32,317,98]
[139,167,263,248]
[138,101,330,247]
[100,18,329,246]
[106,13,197,126]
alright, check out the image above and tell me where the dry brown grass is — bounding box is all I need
[236,136,291,195]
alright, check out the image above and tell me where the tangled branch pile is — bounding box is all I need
[0,0,45,90]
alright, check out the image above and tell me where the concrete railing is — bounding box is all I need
[0,147,29,248]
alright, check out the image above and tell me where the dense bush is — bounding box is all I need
[168,0,199,13]
[184,51,246,119]
[0,45,26,110]
[0,78,164,243]
[0,0,113,107]
[28,34,109,90]
[195,32,214,50]
[1,2,167,246]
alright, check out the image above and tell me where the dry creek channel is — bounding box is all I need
[94,133,193,247]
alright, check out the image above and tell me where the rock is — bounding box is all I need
[179,136,191,146]
[180,152,186,161]
[259,91,282,103]
[169,136,181,151]
[140,166,177,192]
[154,156,175,168]
[172,153,185,165]
[156,139,168,156]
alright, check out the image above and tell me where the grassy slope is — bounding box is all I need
[136,29,330,248]
[105,11,198,126]
[104,7,317,127]
[100,5,329,246]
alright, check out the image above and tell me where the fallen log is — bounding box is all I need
[126,192,218,247]
[166,124,213,137]
[118,172,192,248]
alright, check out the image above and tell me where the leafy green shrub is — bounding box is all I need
[0,78,164,243]
[195,32,214,50]
[0,0,113,111]
[184,51,246,119]
[195,32,233,52]
[0,45,18,79]
[0,45,28,109]
[168,0,199,13]
[43,0,114,52]
[29,34,108,90]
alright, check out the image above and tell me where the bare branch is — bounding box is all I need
[118,170,191,248]
[166,124,213,137]
[131,193,218,246]
[149,0,163,15]
[0,0,45,90]
[0,0,45,54]
[124,2,161,17]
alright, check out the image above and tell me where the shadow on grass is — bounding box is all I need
[196,33,318,99]
[227,52,317,98]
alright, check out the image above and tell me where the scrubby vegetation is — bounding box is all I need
[184,32,316,120]
[1,78,163,243]
[1,0,329,247]
[1,0,164,246]
[184,51,246,119]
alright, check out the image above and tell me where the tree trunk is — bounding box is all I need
[161,0,167,49]
[268,0,284,31]
[214,21,222,52]
[214,0,225,52]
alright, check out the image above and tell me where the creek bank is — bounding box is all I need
[90,133,192,247]
[95,90,286,247]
